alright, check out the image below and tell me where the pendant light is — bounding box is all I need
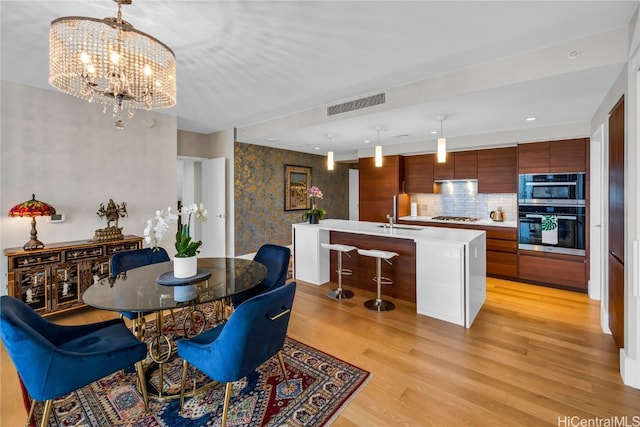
[327,134,334,171]
[437,115,447,163]
[375,129,383,167]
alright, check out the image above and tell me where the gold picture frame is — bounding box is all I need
[284,165,311,211]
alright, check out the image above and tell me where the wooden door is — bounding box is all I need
[608,96,624,348]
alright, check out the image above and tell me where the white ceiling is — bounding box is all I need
[1,1,638,161]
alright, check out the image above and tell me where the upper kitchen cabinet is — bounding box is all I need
[550,138,587,173]
[477,147,517,193]
[454,151,478,179]
[359,155,405,222]
[518,138,587,174]
[433,151,477,180]
[404,154,435,193]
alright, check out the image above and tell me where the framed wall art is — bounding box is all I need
[284,165,311,211]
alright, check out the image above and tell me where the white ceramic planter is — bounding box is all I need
[174,256,197,278]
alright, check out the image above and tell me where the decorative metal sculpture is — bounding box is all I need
[94,199,128,242]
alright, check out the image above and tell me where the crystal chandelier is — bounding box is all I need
[49,0,176,129]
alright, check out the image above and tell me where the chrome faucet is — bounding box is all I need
[386,214,395,229]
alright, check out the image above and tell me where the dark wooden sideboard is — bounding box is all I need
[4,235,143,316]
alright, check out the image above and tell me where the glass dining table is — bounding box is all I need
[83,257,267,399]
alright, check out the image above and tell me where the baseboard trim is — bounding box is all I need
[620,348,640,389]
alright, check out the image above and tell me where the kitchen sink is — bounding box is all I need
[376,225,423,231]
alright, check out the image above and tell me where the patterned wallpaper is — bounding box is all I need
[234,142,350,255]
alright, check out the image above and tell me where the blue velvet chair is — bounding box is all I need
[177,281,296,427]
[111,247,171,337]
[232,244,291,307]
[111,247,170,276]
[0,295,149,427]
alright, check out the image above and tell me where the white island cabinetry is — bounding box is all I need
[292,224,329,285]
[292,219,486,327]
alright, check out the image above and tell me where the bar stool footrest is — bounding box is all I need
[371,276,393,285]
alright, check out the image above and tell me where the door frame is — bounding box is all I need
[590,125,609,333]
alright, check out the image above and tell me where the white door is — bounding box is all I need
[200,157,226,257]
[349,169,359,220]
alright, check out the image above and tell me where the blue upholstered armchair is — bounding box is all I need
[111,247,170,276]
[177,281,296,427]
[0,295,149,427]
[111,247,171,336]
[232,244,291,307]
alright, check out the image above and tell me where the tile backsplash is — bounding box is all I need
[410,181,517,221]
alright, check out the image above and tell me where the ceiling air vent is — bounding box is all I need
[327,93,385,116]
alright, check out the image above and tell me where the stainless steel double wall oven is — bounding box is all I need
[518,173,586,256]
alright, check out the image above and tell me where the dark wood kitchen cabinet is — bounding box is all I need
[359,155,408,222]
[404,154,435,193]
[433,153,455,180]
[518,138,587,174]
[398,220,518,280]
[477,147,517,193]
[433,151,477,180]
[518,249,587,291]
[454,151,478,179]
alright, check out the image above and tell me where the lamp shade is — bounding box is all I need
[375,145,383,167]
[437,138,447,163]
[327,151,334,171]
[9,194,56,218]
[9,194,56,250]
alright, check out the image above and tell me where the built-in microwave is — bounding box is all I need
[518,173,585,206]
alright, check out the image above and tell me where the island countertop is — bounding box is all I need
[294,219,484,244]
[292,218,487,328]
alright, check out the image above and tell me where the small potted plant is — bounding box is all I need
[303,186,326,224]
[144,203,208,278]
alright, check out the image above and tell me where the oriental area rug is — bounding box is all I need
[28,304,370,427]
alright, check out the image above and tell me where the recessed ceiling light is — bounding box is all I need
[314,146,320,150]
[525,117,536,121]
[363,139,371,144]
[266,137,277,142]
[430,130,438,134]
[567,50,580,60]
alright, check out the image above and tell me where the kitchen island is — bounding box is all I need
[292,219,486,327]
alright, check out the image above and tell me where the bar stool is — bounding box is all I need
[357,249,399,312]
[321,243,357,300]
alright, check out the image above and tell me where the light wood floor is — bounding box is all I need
[3,278,640,426]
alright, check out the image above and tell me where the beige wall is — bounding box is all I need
[1,82,178,293]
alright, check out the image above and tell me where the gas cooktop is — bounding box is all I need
[431,215,479,222]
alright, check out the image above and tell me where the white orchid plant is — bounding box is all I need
[144,203,208,257]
